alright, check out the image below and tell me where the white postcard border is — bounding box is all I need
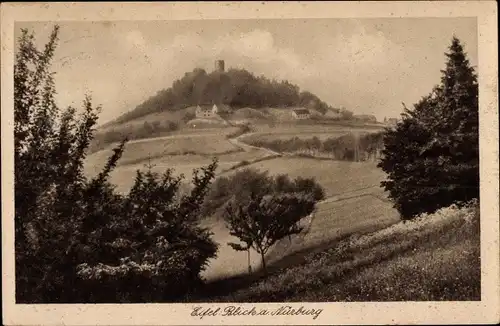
[1,2,498,325]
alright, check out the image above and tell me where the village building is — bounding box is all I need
[292,108,311,120]
[195,104,216,119]
[195,103,232,119]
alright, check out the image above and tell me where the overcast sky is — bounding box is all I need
[16,18,477,124]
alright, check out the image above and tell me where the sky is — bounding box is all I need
[16,18,478,124]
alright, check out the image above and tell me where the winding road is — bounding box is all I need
[227,131,281,157]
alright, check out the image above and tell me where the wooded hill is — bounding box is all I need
[107,68,348,126]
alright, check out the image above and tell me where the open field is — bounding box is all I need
[86,152,268,194]
[84,135,271,193]
[224,157,387,197]
[201,189,399,282]
[86,130,241,169]
[199,158,396,281]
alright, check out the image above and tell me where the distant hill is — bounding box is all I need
[106,67,349,127]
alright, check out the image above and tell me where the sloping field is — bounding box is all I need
[227,157,387,197]
[200,159,397,281]
[201,190,399,282]
[216,201,480,302]
[84,136,271,194]
[93,159,238,194]
[267,190,400,264]
[86,132,240,170]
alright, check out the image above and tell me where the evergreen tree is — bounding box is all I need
[378,37,479,219]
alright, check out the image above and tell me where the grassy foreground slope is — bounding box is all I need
[208,200,480,302]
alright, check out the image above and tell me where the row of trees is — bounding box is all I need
[14,25,325,302]
[112,67,348,124]
[245,132,385,162]
[378,37,479,219]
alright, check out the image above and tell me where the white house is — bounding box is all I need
[292,108,311,120]
[195,105,216,118]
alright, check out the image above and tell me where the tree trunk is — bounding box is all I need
[260,251,267,275]
[247,249,252,274]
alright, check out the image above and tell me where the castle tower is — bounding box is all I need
[214,59,225,72]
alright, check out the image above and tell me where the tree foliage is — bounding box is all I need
[378,37,479,219]
[202,168,325,217]
[15,25,219,303]
[213,169,323,272]
[223,192,316,272]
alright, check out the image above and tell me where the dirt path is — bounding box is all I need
[227,132,281,156]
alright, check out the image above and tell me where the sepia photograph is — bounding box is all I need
[1,1,499,325]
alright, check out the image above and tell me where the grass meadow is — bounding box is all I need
[225,157,387,197]
[200,201,480,302]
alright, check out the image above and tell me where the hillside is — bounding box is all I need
[88,66,375,154]
[104,67,350,127]
[195,200,480,302]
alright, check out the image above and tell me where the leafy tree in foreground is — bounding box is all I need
[14,25,219,303]
[223,192,316,273]
[378,37,479,219]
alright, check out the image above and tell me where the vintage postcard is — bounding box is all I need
[1,1,499,325]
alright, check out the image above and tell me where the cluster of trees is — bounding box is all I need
[378,37,479,219]
[14,26,324,302]
[201,168,325,217]
[113,67,346,124]
[246,132,385,162]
